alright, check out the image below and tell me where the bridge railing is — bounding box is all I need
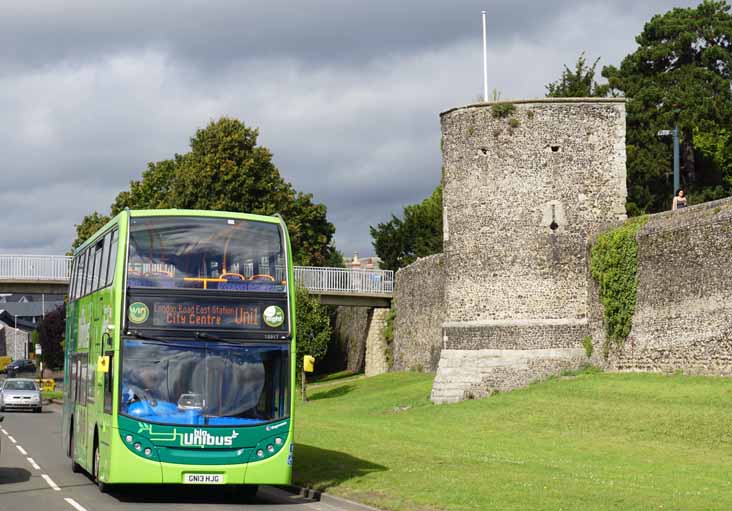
[0,255,72,282]
[0,255,394,296]
[294,266,394,295]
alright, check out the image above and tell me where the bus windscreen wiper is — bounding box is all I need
[127,330,169,343]
[194,331,234,343]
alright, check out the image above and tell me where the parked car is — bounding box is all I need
[0,378,42,413]
[5,359,36,377]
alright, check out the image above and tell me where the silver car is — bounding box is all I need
[0,378,42,413]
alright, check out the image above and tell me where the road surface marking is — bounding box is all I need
[64,498,89,511]
[27,457,41,470]
[16,445,27,455]
[41,474,61,491]
[8,435,16,443]
[0,428,7,435]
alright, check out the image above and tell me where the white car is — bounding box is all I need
[0,378,42,413]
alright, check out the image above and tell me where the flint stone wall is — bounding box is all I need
[333,306,369,373]
[591,197,732,373]
[393,254,445,372]
[432,98,628,403]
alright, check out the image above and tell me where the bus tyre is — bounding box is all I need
[93,442,109,493]
[69,428,82,474]
[241,484,258,498]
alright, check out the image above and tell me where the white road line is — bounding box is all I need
[0,428,7,435]
[16,445,27,455]
[26,457,40,470]
[41,474,61,491]
[64,498,89,511]
[8,435,16,443]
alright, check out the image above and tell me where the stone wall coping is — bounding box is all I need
[395,252,444,277]
[440,97,627,117]
[443,318,588,328]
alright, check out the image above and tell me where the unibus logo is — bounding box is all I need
[182,429,239,447]
[128,302,149,324]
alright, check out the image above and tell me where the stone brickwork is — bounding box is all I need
[591,198,732,374]
[432,98,628,403]
[333,306,370,373]
[393,254,445,372]
[365,308,390,376]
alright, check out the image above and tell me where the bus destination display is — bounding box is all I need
[154,302,258,328]
[127,295,288,332]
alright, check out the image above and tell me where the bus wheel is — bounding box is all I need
[241,484,258,498]
[93,441,109,493]
[69,426,82,473]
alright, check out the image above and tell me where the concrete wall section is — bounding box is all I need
[603,198,732,373]
[393,254,445,372]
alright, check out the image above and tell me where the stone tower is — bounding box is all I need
[431,98,627,404]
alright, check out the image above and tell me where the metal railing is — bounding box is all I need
[0,255,394,296]
[294,266,394,295]
[0,255,72,282]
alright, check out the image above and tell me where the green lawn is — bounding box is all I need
[293,370,732,511]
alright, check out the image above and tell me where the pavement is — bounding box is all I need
[0,404,373,511]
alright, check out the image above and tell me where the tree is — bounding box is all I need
[602,0,732,213]
[295,285,331,378]
[370,185,443,271]
[37,304,66,370]
[546,52,610,98]
[70,212,110,252]
[73,118,337,266]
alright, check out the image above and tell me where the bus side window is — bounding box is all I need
[103,352,114,414]
[75,254,85,299]
[107,230,118,287]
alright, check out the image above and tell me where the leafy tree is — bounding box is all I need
[37,304,66,370]
[602,0,732,213]
[546,52,610,98]
[70,212,110,252]
[295,285,332,378]
[73,118,336,266]
[370,185,443,271]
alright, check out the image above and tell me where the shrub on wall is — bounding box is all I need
[590,216,648,351]
[491,103,516,119]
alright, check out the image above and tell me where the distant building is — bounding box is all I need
[0,322,30,360]
[344,252,382,270]
[0,294,64,326]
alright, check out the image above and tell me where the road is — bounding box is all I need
[0,404,359,511]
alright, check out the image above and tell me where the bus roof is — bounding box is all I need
[73,209,283,256]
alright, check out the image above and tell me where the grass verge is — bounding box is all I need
[294,371,732,511]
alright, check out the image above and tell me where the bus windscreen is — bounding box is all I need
[127,216,286,293]
[120,339,289,426]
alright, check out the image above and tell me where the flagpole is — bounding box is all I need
[482,10,488,102]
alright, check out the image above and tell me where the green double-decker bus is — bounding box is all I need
[63,209,295,492]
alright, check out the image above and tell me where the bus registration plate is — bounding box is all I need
[183,473,224,484]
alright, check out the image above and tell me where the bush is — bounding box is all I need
[491,103,516,119]
[295,285,332,378]
[582,335,593,358]
[590,216,648,352]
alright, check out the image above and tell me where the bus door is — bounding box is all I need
[72,353,89,467]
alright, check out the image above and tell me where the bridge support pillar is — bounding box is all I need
[364,308,390,377]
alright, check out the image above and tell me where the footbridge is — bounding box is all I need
[0,255,393,307]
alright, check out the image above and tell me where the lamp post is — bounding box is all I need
[657,124,680,193]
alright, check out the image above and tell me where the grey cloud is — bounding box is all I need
[0,0,701,258]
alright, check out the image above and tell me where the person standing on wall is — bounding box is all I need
[672,189,687,210]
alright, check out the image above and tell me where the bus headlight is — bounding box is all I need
[266,444,274,453]
[125,435,133,443]
[256,449,264,458]
[134,443,142,452]
[275,437,283,445]
[144,448,152,456]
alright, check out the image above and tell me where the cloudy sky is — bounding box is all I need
[0,0,697,258]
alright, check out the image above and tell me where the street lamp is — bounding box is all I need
[657,125,680,193]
